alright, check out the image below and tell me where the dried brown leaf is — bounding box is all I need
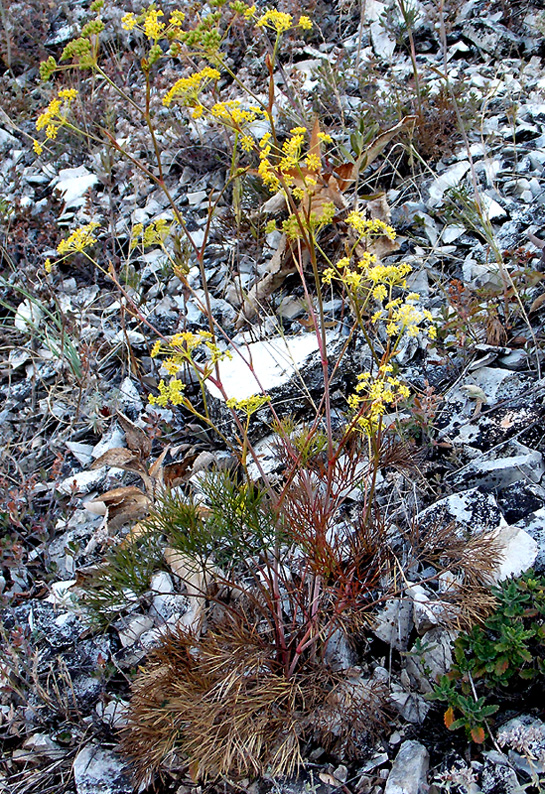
[361,115,416,170]
[308,116,322,168]
[148,444,171,481]
[529,292,545,314]
[90,447,140,471]
[106,488,150,531]
[117,411,152,459]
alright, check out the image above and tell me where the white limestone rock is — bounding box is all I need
[373,598,413,651]
[207,332,335,402]
[450,439,544,492]
[385,740,429,794]
[390,691,431,724]
[428,161,471,207]
[73,744,132,794]
[55,166,98,209]
[417,489,537,581]
[404,627,457,694]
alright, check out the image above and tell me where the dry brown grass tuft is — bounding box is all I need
[121,618,388,785]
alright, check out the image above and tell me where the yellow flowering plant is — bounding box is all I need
[32,2,448,782]
[34,0,434,502]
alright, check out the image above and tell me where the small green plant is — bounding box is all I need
[81,528,165,626]
[428,570,545,743]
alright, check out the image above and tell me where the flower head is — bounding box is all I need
[256,9,293,33]
[57,222,99,255]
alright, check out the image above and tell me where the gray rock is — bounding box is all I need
[54,166,98,210]
[384,740,429,794]
[73,744,133,794]
[515,507,545,572]
[323,628,358,671]
[149,592,190,624]
[92,426,126,459]
[416,488,503,535]
[207,331,348,439]
[96,699,130,729]
[450,439,544,491]
[373,598,413,651]
[117,614,154,648]
[417,487,537,581]
[207,332,335,403]
[406,584,454,633]
[150,571,174,594]
[404,627,456,694]
[119,377,143,414]
[428,161,471,207]
[22,733,66,760]
[390,691,430,724]
[480,751,521,794]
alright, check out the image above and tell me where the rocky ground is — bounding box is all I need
[2,0,545,793]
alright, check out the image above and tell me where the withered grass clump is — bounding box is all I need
[119,458,396,784]
[402,518,504,628]
[121,620,388,785]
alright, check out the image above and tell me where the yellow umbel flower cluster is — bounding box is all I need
[122,6,184,40]
[346,212,396,241]
[149,331,233,408]
[323,253,436,342]
[210,100,261,127]
[323,253,409,293]
[149,378,186,407]
[282,202,335,240]
[130,219,172,251]
[374,298,436,339]
[226,394,270,417]
[162,66,221,108]
[348,364,410,436]
[57,222,99,255]
[255,9,312,34]
[257,126,326,195]
[34,88,78,151]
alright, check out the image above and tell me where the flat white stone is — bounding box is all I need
[417,488,537,581]
[58,467,107,495]
[118,614,154,648]
[45,579,79,608]
[373,598,413,651]
[428,161,471,207]
[371,19,396,60]
[55,166,98,209]
[481,193,507,220]
[92,427,126,459]
[207,332,332,402]
[451,440,544,491]
[405,627,456,694]
[96,699,130,729]
[150,571,174,594]
[73,743,132,794]
[22,732,64,759]
[187,190,207,206]
[119,377,143,412]
[494,524,538,580]
[0,128,18,148]
[14,299,43,332]
[390,691,430,724]
[385,740,429,794]
[65,442,94,467]
[442,224,466,243]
